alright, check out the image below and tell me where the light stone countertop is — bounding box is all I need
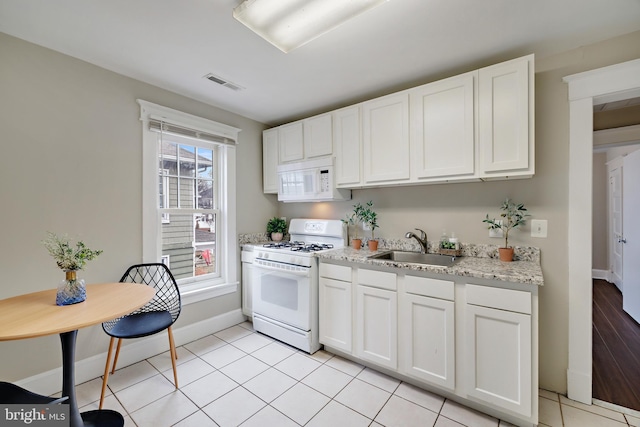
[239,233,544,286]
[317,246,543,287]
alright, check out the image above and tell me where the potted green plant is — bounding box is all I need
[348,202,368,249]
[341,212,359,249]
[266,217,287,242]
[359,201,379,251]
[483,198,530,262]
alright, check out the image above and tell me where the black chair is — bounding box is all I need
[0,381,68,404]
[99,263,181,409]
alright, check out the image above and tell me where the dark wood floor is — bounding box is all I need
[593,279,640,411]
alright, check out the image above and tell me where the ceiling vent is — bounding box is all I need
[203,73,245,91]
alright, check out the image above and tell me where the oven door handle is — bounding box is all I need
[254,261,311,277]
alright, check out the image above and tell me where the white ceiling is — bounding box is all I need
[1,0,640,126]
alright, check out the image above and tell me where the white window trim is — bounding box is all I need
[138,99,241,305]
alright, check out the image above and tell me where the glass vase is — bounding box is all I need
[56,270,86,306]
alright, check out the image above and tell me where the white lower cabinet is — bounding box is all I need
[317,261,537,426]
[399,276,455,390]
[319,263,352,353]
[355,284,398,369]
[241,249,255,317]
[355,268,398,369]
[464,284,532,418]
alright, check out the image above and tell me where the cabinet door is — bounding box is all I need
[262,128,279,193]
[319,277,352,353]
[410,72,475,179]
[356,285,397,369]
[241,262,253,317]
[279,122,304,163]
[465,304,532,417]
[478,55,533,175]
[334,106,362,187]
[304,113,333,159]
[400,293,455,390]
[362,93,410,184]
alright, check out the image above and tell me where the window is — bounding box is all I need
[138,100,241,304]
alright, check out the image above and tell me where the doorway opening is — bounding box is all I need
[591,104,640,409]
[565,58,640,406]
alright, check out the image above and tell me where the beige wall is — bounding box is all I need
[0,32,277,381]
[281,30,640,393]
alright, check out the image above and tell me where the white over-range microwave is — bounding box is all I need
[277,157,351,203]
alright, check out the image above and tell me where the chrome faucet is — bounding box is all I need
[405,228,428,253]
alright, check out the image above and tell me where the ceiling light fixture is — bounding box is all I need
[233,0,388,53]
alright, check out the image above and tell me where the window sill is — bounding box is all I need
[180,281,238,305]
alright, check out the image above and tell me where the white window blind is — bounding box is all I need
[148,119,237,146]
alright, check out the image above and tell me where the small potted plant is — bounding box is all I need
[348,202,368,249]
[360,201,379,251]
[266,217,287,242]
[483,198,530,262]
[341,212,359,249]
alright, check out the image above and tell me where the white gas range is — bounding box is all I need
[252,219,345,353]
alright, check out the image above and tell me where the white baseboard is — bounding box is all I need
[16,309,246,396]
[592,269,610,281]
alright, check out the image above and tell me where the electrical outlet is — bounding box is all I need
[489,220,503,238]
[280,216,286,222]
[531,219,548,238]
[362,221,371,231]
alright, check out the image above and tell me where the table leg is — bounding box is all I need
[60,330,83,427]
[60,331,124,427]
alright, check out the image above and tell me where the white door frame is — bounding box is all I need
[608,157,624,291]
[563,58,640,404]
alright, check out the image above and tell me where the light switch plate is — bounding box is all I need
[531,219,548,238]
[489,220,503,238]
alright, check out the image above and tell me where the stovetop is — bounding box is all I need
[253,219,345,267]
[262,241,335,253]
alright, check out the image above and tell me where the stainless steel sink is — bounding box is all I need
[368,251,459,267]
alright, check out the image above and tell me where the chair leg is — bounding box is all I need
[167,326,178,388]
[100,337,116,410]
[110,338,123,375]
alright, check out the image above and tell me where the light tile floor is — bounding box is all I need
[73,321,640,426]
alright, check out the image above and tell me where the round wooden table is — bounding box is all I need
[0,283,155,427]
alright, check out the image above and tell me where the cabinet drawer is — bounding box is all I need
[358,268,397,291]
[405,275,454,300]
[466,284,531,314]
[320,263,352,282]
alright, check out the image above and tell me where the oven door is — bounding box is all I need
[252,261,311,331]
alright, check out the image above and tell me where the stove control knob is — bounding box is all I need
[263,253,269,259]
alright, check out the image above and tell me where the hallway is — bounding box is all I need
[593,279,640,411]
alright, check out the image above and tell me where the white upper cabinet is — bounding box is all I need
[262,128,279,194]
[333,106,362,187]
[478,54,534,177]
[263,54,534,191]
[278,121,304,163]
[304,113,333,159]
[410,72,476,180]
[363,92,410,184]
